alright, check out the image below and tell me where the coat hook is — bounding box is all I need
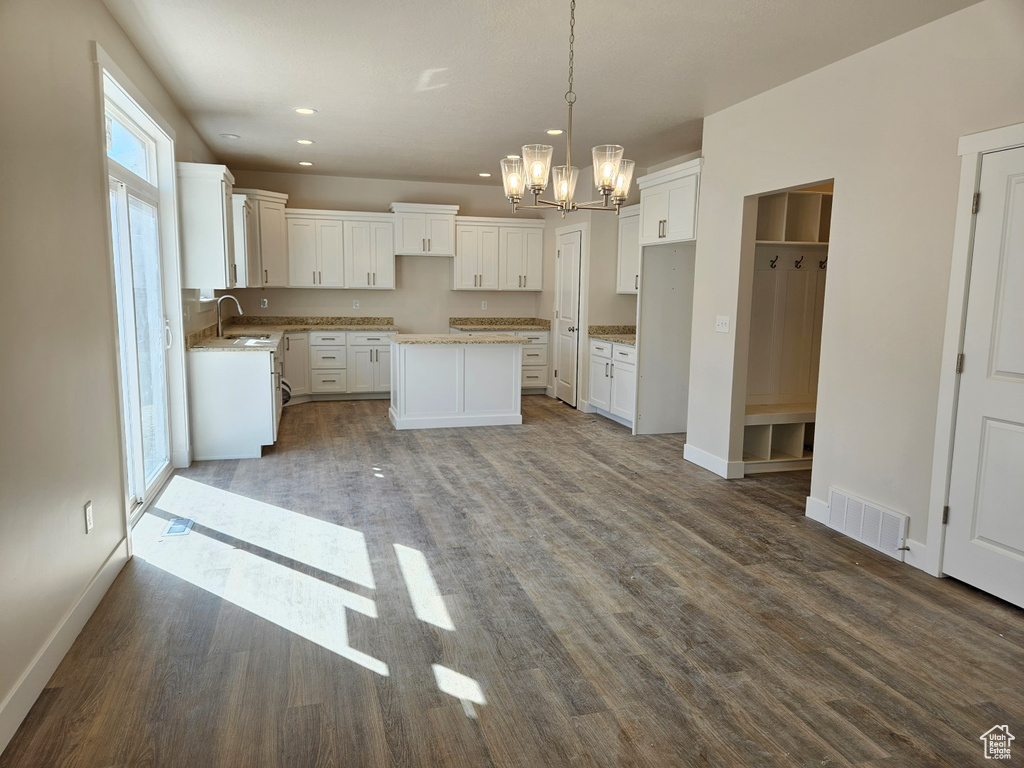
[769,255,778,269]
[819,256,828,269]
[795,255,805,269]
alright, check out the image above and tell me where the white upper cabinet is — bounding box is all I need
[178,163,235,290]
[454,217,544,291]
[234,189,290,287]
[454,224,500,290]
[616,204,641,294]
[637,158,702,246]
[390,203,459,255]
[344,219,395,289]
[232,194,258,288]
[499,225,544,290]
[286,214,344,287]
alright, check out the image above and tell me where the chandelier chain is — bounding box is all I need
[565,0,576,105]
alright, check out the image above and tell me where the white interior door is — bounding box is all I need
[944,145,1024,608]
[554,230,582,405]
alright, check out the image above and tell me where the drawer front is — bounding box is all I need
[311,346,346,369]
[517,331,549,344]
[590,340,612,359]
[521,345,549,367]
[349,332,391,346]
[311,370,347,393]
[309,331,347,345]
[612,344,637,364]
[521,366,548,388]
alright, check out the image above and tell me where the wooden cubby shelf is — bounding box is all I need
[742,404,815,474]
[755,190,833,245]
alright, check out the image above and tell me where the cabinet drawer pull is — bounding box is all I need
[366,337,381,341]
[618,351,628,356]
[323,356,336,360]
[321,337,336,341]
[322,379,336,383]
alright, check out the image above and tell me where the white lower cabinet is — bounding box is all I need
[348,332,391,393]
[309,330,347,394]
[589,339,636,426]
[188,341,283,460]
[283,333,310,396]
[517,330,549,390]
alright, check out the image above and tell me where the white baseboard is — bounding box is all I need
[805,495,829,524]
[901,539,931,573]
[0,539,129,754]
[683,443,745,479]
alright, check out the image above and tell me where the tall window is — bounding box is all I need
[104,73,173,513]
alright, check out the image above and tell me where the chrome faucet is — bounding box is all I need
[216,295,243,337]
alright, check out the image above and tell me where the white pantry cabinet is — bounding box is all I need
[454,224,500,290]
[390,203,459,256]
[636,158,702,246]
[234,189,289,287]
[188,340,284,460]
[344,218,396,289]
[178,163,235,290]
[616,204,641,294]
[286,213,345,287]
[283,332,310,396]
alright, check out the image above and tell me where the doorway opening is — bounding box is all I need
[739,181,832,475]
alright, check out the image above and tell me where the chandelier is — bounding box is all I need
[499,0,634,216]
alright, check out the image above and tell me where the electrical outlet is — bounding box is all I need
[481,301,488,310]
[353,300,360,309]
[84,501,94,533]
[260,298,269,309]
[715,316,730,333]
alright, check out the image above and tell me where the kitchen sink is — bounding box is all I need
[224,334,271,340]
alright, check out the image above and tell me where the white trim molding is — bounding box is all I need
[683,443,745,479]
[927,120,1024,578]
[0,541,129,753]
[805,495,829,525]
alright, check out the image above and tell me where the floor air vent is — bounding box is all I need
[826,488,908,561]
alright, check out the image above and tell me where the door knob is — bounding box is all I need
[567,326,576,332]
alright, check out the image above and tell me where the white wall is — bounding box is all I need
[687,0,1024,543]
[221,170,543,332]
[0,0,214,750]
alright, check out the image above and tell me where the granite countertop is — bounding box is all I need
[449,316,551,332]
[589,333,636,346]
[390,333,532,345]
[589,324,637,346]
[189,329,285,352]
[187,316,398,351]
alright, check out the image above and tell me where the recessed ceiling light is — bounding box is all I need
[219,133,241,140]
[545,129,564,135]
[478,172,491,177]
[294,108,317,115]
[299,161,313,166]
[296,139,314,145]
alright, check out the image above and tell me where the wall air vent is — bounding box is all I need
[826,488,908,562]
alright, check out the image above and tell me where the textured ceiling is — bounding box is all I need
[103,0,981,184]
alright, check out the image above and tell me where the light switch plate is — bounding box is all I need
[353,300,360,309]
[715,316,730,333]
[481,301,488,310]
[260,298,269,308]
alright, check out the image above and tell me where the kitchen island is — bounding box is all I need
[388,334,530,429]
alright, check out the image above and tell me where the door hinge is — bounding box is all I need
[554,369,558,377]
[942,506,950,525]
[955,352,964,374]
[972,192,980,215]
[557,249,561,258]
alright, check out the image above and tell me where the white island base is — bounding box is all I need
[388,335,526,429]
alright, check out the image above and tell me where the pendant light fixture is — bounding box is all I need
[500,0,635,216]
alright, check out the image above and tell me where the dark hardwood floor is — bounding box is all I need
[3,396,1022,767]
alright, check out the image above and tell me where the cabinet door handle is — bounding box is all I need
[368,271,371,285]
[232,263,237,284]
[605,362,609,377]
[427,238,431,251]
[264,268,269,283]
[318,270,322,284]
[286,337,290,351]
[313,270,317,284]
[422,238,426,252]
[635,274,638,290]
[610,362,614,378]
[373,272,376,285]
